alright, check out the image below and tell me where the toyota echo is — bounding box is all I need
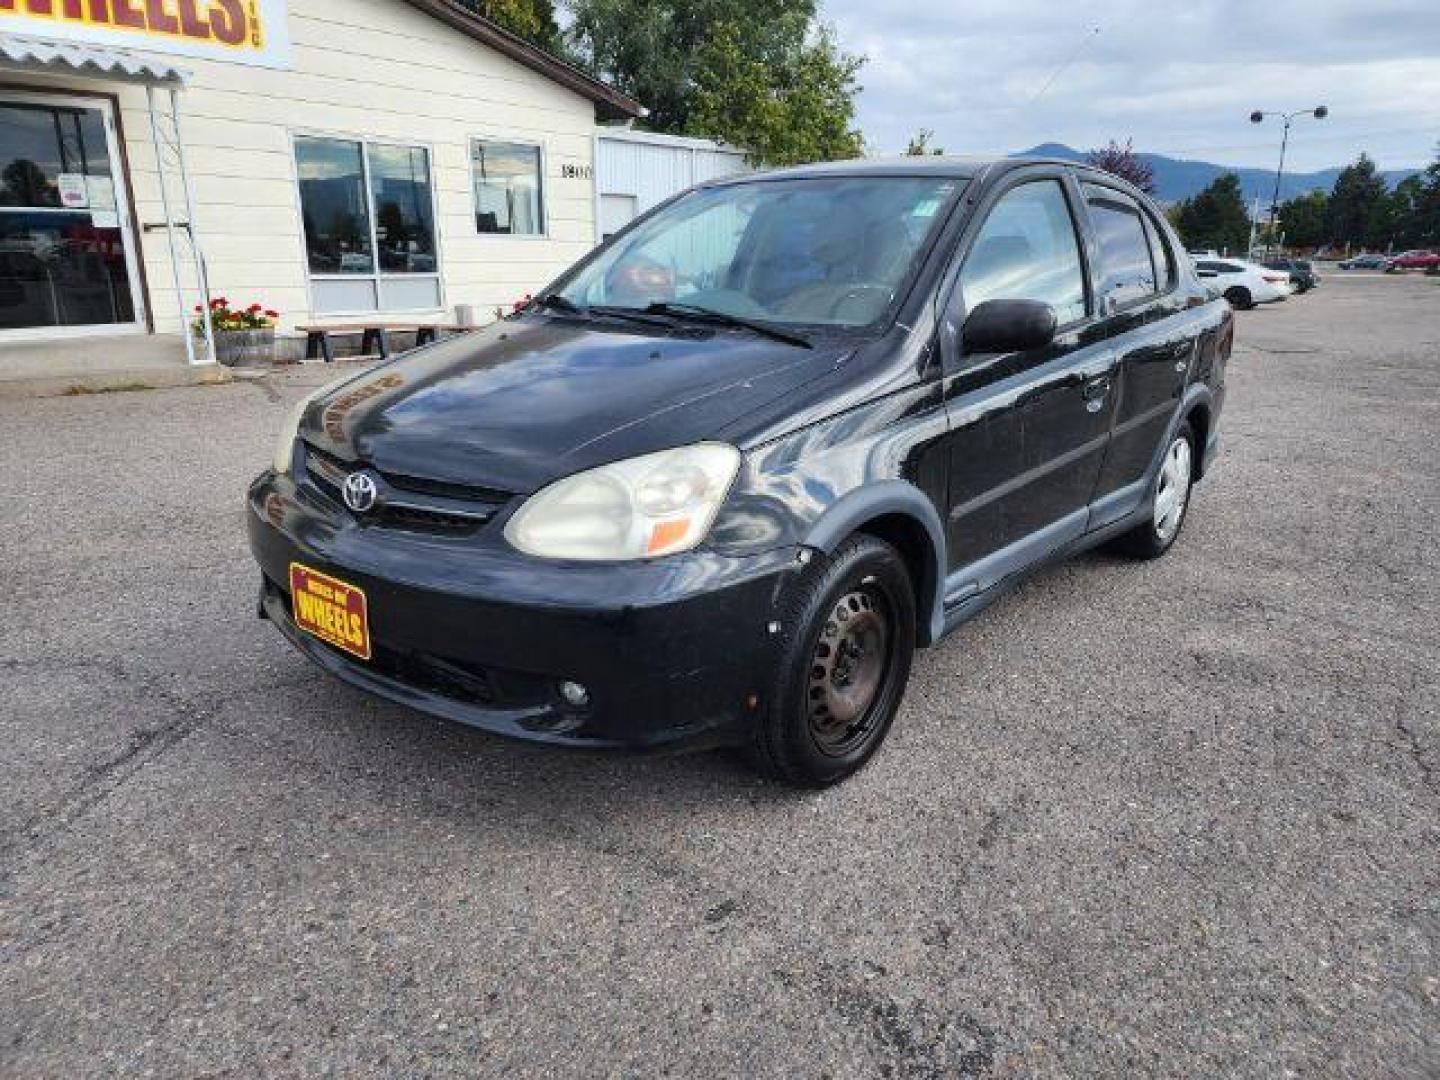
[248,157,1230,787]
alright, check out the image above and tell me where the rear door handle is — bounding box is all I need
[1081,376,1111,412]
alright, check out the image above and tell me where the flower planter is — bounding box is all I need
[209,328,276,367]
[193,298,281,366]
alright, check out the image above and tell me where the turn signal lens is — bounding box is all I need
[505,443,741,561]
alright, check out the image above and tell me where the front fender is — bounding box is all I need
[708,379,952,645]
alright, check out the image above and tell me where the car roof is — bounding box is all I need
[705,155,1142,191]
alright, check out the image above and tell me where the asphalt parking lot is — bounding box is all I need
[2,271,1438,1077]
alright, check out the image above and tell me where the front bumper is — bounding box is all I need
[248,471,799,752]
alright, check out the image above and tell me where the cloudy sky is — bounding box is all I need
[826,0,1440,171]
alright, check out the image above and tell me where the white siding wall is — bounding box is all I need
[3,0,603,335]
[596,131,748,239]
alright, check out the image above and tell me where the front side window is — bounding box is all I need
[556,176,961,328]
[1088,196,1157,309]
[958,180,1087,325]
[294,136,440,313]
[473,140,543,235]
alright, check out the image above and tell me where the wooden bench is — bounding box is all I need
[297,322,475,363]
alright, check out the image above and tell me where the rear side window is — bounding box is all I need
[1088,197,1157,309]
[1143,214,1176,289]
[959,180,1087,325]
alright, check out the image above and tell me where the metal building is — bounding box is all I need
[594,129,750,241]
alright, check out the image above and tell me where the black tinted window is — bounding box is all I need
[959,180,1087,324]
[1089,199,1156,308]
[1144,215,1176,288]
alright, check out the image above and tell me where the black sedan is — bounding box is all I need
[249,157,1230,786]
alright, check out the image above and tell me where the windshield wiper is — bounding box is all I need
[533,295,682,331]
[533,293,586,315]
[643,302,813,349]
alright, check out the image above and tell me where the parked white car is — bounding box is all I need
[1192,257,1291,309]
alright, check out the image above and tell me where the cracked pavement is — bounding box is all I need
[2,272,1437,1076]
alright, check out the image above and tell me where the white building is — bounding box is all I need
[0,0,642,378]
[594,128,748,241]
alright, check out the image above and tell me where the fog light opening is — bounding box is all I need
[558,680,590,708]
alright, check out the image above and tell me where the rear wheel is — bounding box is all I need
[750,534,915,787]
[1111,423,1195,559]
[1223,286,1253,310]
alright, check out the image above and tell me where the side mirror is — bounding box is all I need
[961,299,1057,354]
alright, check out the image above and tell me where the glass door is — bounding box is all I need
[0,92,145,337]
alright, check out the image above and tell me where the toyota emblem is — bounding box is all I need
[342,471,379,513]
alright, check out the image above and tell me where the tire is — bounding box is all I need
[749,534,916,787]
[1223,286,1253,310]
[1110,422,1196,560]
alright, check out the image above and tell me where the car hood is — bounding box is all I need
[300,316,844,494]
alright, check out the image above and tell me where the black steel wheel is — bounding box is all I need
[750,534,916,787]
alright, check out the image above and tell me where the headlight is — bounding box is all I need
[504,443,741,560]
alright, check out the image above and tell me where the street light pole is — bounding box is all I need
[1250,106,1328,257]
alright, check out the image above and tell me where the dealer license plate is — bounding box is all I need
[289,562,371,660]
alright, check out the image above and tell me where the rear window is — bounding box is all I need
[1088,197,1157,308]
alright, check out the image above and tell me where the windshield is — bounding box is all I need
[553,176,963,329]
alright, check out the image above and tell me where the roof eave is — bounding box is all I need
[401,0,644,121]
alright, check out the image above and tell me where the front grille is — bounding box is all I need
[301,442,513,534]
[269,576,498,706]
[369,643,497,706]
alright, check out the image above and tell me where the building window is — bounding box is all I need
[294,135,441,314]
[472,139,544,236]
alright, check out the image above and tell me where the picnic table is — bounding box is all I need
[297,321,476,363]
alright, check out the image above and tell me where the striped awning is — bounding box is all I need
[0,33,188,85]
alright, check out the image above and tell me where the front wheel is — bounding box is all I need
[750,534,916,787]
[1223,286,1253,310]
[1110,423,1196,560]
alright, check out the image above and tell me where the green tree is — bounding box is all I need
[1172,173,1250,254]
[1326,153,1389,249]
[457,0,560,49]
[905,129,944,156]
[565,0,865,165]
[1404,143,1440,249]
[1276,189,1328,249]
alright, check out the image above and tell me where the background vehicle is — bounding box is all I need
[1263,258,1319,292]
[1385,250,1440,272]
[250,157,1230,787]
[1194,258,1290,308]
[1338,252,1388,269]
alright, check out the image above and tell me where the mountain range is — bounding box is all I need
[1016,143,1421,206]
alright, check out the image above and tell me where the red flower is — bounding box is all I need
[210,297,226,308]
[264,309,279,318]
[193,304,203,312]
[247,303,262,313]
